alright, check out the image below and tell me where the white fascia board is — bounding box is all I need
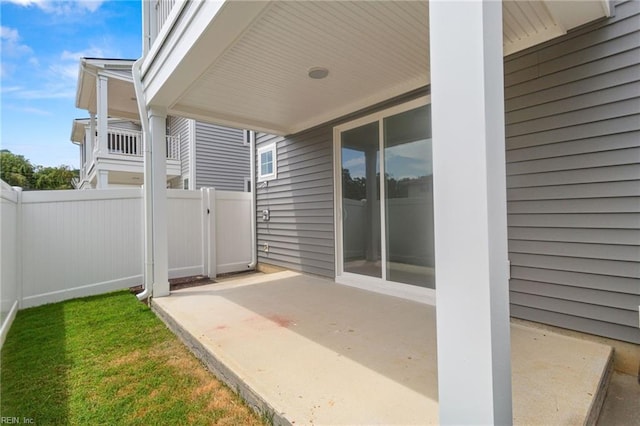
[76,61,98,111]
[288,76,429,135]
[70,119,88,143]
[544,0,610,33]
[98,69,134,83]
[75,61,88,109]
[170,103,289,136]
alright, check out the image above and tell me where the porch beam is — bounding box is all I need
[149,106,170,297]
[430,1,512,424]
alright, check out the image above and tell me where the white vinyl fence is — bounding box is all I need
[1,181,20,347]
[0,183,252,345]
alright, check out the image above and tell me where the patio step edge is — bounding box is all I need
[589,348,614,426]
[151,300,293,426]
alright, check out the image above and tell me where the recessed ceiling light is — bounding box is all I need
[308,67,329,79]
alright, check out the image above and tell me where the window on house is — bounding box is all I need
[183,178,189,190]
[257,143,277,182]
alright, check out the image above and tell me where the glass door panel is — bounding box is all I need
[341,122,381,278]
[383,105,435,288]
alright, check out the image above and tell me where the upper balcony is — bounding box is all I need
[105,127,180,161]
[72,57,182,188]
[72,119,180,188]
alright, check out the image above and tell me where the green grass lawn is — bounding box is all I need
[0,291,264,425]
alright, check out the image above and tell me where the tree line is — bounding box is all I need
[0,150,79,190]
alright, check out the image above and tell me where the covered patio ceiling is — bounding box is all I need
[142,0,610,136]
[76,58,140,121]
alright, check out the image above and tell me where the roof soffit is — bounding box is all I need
[150,0,610,135]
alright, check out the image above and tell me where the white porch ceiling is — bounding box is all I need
[76,59,140,121]
[145,0,610,136]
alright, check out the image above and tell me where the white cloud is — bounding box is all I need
[0,26,35,78]
[2,0,105,14]
[343,156,365,170]
[1,26,19,42]
[4,104,52,116]
[0,25,33,56]
[7,87,76,99]
[50,46,111,84]
[1,85,24,93]
[3,42,117,100]
[49,62,80,81]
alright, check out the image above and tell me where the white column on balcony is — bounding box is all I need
[430,1,512,425]
[148,106,170,297]
[96,74,109,155]
[79,144,84,180]
[88,113,95,157]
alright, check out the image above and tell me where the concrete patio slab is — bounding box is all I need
[152,271,612,425]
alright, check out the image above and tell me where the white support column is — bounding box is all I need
[88,113,96,157]
[97,75,109,155]
[97,170,109,189]
[188,119,197,188]
[149,107,170,297]
[79,144,84,179]
[430,1,512,425]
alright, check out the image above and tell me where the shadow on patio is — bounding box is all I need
[152,270,612,425]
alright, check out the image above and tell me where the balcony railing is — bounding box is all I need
[166,135,180,160]
[108,129,141,156]
[155,0,177,37]
[105,128,180,161]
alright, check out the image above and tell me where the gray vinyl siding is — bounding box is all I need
[255,89,426,278]
[168,116,191,187]
[504,0,640,344]
[109,120,140,131]
[256,129,335,277]
[194,123,250,191]
[255,1,639,344]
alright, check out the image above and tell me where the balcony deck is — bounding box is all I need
[152,270,613,425]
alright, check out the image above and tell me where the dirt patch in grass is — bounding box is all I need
[1,291,264,425]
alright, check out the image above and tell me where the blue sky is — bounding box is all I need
[1,0,141,168]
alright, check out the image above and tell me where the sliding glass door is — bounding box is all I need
[341,122,381,278]
[337,101,434,291]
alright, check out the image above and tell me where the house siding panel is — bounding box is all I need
[505,0,640,344]
[256,129,335,277]
[168,116,191,186]
[254,1,639,344]
[195,123,250,191]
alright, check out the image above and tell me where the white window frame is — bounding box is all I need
[257,142,277,182]
[242,129,253,146]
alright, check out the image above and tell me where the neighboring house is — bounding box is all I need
[71,58,249,191]
[137,0,638,421]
